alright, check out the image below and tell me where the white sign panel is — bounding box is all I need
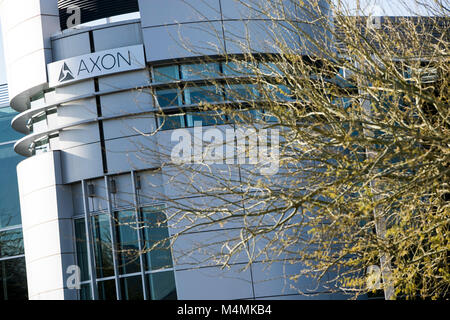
[48,44,145,87]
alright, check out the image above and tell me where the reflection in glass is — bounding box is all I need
[92,214,114,278]
[225,84,259,101]
[116,210,140,275]
[79,283,92,300]
[74,219,90,282]
[148,271,177,300]
[98,279,116,300]
[0,228,24,258]
[156,114,185,131]
[120,275,144,300]
[0,143,24,228]
[184,86,223,105]
[181,63,220,80]
[141,207,173,271]
[155,89,182,108]
[0,257,28,300]
[153,65,180,83]
[186,111,226,127]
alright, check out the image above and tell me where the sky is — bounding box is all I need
[0,0,439,85]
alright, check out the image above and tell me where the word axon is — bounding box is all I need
[47,44,145,87]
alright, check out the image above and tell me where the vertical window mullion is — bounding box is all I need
[104,176,121,300]
[131,171,148,299]
[81,180,99,300]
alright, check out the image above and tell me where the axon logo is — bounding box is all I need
[58,63,75,83]
[48,45,146,87]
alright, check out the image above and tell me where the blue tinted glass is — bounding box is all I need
[0,107,22,143]
[225,84,259,101]
[184,86,223,105]
[153,65,179,83]
[148,271,177,300]
[141,208,173,271]
[157,114,185,131]
[0,257,28,300]
[186,111,226,127]
[181,63,220,80]
[116,210,140,275]
[0,143,24,228]
[0,228,24,258]
[222,61,255,76]
[155,89,182,108]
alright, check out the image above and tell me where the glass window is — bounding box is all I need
[154,89,182,108]
[97,279,116,300]
[120,275,144,300]
[141,207,173,271]
[33,137,50,155]
[0,228,24,258]
[222,60,255,77]
[258,61,283,77]
[0,107,22,143]
[147,271,177,300]
[0,144,24,229]
[156,114,185,131]
[184,86,223,105]
[186,111,226,127]
[225,84,259,101]
[181,63,221,80]
[0,257,28,300]
[74,219,90,282]
[92,214,114,278]
[153,65,180,83]
[115,210,140,275]
[79,283,92,300]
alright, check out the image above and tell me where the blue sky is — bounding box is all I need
[0,0,438,85]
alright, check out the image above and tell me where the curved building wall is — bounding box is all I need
[2,0,338,300]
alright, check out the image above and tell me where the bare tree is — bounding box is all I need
[109,0,449,300]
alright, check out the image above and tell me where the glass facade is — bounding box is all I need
[0,95,28,300]
[151,60,282,130]
[74,204,177,300]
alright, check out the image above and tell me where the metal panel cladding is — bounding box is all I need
[58,0,140,30]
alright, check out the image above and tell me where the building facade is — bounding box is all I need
[0,0,341,300]
[0,83,27,300]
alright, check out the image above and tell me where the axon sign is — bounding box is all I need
[48,45,145,87]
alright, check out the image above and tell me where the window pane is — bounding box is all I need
[116,210,140,275]
[148,271,177,300]
[98,279,116,300]
[184,86,223,105]
[0,143,24,228]
[0,257,28,300]
[157,114,185,131]
[79,283,92,300]
[74,219,90,282]
[153,65,179,83]
[186,111,226,127]
[0,107,22,143]
[0,228,24,258]
[155,89,182,108]
[181,63,220,80]
[92,214,114,278]
[141,208,173,271]
[222,60,255,77]
[225,84,259,101]
[120,275,144,300]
